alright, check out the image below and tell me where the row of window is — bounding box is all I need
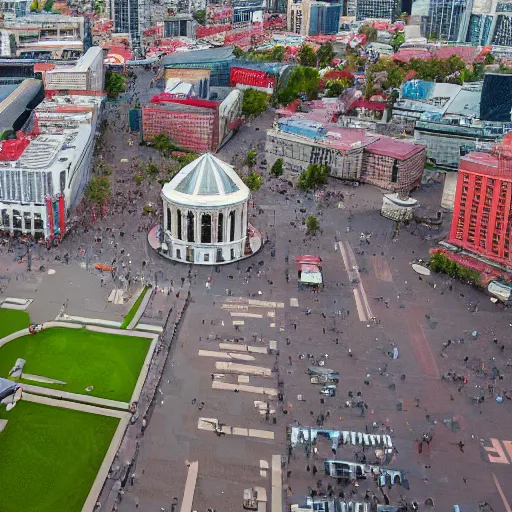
[0,209,44,230]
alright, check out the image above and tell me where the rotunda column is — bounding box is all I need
[163,204,168,234]
[212,212,218,243]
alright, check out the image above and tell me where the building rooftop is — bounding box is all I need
[365,136,425,159]
[48,47,103,74]
[161,46,234,66]
[162,152,249,207]
[0,78,42,133]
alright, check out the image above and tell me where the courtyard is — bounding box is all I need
[0,327,152,402]
[0,400,120,512]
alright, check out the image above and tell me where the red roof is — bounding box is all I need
[366,137,424,160]
[393,49,430,63]
[34,62,56,72]
[432,46,479,65]
[0,139,30,161]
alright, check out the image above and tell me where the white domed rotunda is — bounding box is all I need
[158,152,261,264]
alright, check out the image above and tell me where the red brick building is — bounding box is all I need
[449,144,512,267]
[142,92,243,153]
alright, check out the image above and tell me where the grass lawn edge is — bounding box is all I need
[121,285,150,329]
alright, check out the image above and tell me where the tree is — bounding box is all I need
[359,25,377,43]
[105,71,126,99]
[242,89,269,118]
[270,158,284,177]
[364,73,376,100]
[43,0,53,10]
[390,32,405,51]
[298,44,316,67]
[306,215,320,234]
[29,0,39,11]
[193,9,206,25]
[317,42,334,68]
[152,134,183,155]
[233,46,245,58]
[324,78,351,97]
[276,66,320,105]
[484,52,495,65]
[298,164,329,191]
[85,176,111,207]
[245,149,257,168]
[244,171,264,191]
[270,45,285,62]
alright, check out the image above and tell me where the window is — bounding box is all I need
[177,209,182,240]
[167,207,172,232]
[204,253,210,262]
[187,211,195,242]
[230,248,235,260]
[229,211,235,242]
[60,170,66,194]
[13,209,21,229]
[1,209,9,228]
[201,214,212,243]
[218,212,223,242]
[391,160,398,183]
[34,213,43,230]
[24,212,31,230]
[176,249,181,259]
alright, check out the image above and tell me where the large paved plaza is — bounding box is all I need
[0,69,511,512]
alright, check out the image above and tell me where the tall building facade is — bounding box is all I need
[108,0,146,50]
[449,144,512,267]
[356,0,399,21]
[287,0,341,35]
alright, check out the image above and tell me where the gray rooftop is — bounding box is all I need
[162,47,234,66]
[174,153,240,195]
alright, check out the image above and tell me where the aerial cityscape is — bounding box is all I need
[0,0,512,511]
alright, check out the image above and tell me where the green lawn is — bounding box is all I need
[0,400,118,512]
[0,327,151,402]
[0,308,30,339]
[121,285,150,329]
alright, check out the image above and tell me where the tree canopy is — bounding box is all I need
[193,9,206,25]
[245,149,257,168]
[270,45,285,62]
[244,171,263,191]
[298,164,330,191]
[242,89,269,118]
[317,42,334,68]
[85,176,111,207]
[324,78,352,97]
[276,66,320,105]
[151,134,183,155]
[298,44,317,67]
[105,72,127,99]
[359,25,377,42]
[306,215,320,234]
[270,158,284,177]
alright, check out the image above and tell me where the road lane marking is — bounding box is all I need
[215,361,272,376]
[493,472,512,512]
[338,241,373,322]
[198,417,274,440]
[179,461,198,512]
[372,255,393,282]
[219,343,268,354]
[272,455,283,512]
[230,312,264,318]
[198,350,256,361]
[212,380,277,396]
[484,438,512,464]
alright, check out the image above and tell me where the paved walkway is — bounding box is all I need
[21,383,130,410]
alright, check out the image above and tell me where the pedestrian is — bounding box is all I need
[458,441,465,452]
[134,497,139,508]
